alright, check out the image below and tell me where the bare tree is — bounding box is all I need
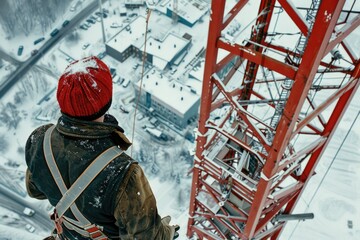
[14,91,26,104]
[7,102,21,129]
[0,0,72,37]
[18,69,51,99]
[0,135,9,153]
[0,106,17,129]
[66,30,80,43]
[0,1,16,38]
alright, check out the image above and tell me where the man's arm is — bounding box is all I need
[114,164,176,240]
[25,169,47,199]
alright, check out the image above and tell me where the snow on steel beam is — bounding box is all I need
[263,42,352,71]
[254,193,298,236]
[277,0,309,36]
[324,15,360,58]
[203,113,233,152]
[254,223,284,240]
[195,183,247,237]
[291,78,358,139]
[187,0,227,236]
[241,0,276,101]
[264,42,301,62]
[243,1,346,238]
[222,0,249,29]
[201,157,258,202]
[270,182,303,203]
[212,74,272,149]
[213,57,245,101]
[196,212,248,223]
[211,87,243,111]
[205,122,265,166]
[277,136,327,172]
[251,90,322,134]
[273,61,360,239]
[217,39,297,80]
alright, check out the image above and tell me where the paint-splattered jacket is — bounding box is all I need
[25,114,174,239]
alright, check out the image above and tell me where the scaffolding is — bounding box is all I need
[187,0,360,239]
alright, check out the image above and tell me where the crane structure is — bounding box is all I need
[187,0,360,239]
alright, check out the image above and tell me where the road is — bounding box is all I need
[0,48,20,65]
[0,184,53,231]
[0,0,99,98]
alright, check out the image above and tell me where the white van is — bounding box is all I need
[23,207,35,216]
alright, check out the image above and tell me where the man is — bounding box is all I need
[25,56,179,239]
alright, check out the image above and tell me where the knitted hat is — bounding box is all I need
[57,56,113,121]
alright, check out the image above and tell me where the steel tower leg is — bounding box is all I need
[187,0,360,239]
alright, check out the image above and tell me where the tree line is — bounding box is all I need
[0,0,72,38]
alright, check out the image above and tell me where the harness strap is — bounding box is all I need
[44,125,124,239]
[44,125,90,226]
[56,144,124,217]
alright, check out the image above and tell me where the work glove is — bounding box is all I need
[161,215,180,239]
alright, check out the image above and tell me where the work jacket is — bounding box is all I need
[25,114,173,239]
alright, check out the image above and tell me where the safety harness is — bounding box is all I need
[43,125,124,240]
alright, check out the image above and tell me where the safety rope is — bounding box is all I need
[130,8,152,157]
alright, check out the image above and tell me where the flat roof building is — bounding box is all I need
[124,0,144,9]
[166,0,208,27]
[134,68,200,129]
[106,16,191,70]
[136,33,191,70]
[106,16,145,62]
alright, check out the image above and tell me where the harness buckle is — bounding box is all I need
[84,224,108,240]
[50,209,63,235]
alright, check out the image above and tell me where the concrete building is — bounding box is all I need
[124,0,144,9]
[189,52,239,82]
[106,16,191,70]
[165,0,208,27]
[134,33,191,70]
[105,17,145,62]
[134,69,200,129]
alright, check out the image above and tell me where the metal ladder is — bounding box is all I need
[269,0,321,131]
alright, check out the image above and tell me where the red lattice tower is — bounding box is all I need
[187,0,360,239]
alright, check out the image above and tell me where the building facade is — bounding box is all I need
[134,70,200,129]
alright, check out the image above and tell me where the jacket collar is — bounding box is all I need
[56,114,125,139]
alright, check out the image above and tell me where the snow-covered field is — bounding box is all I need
[0,0,359,239]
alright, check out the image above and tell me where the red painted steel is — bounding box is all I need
[187,0,359,239]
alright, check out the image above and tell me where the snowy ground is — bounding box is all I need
[0,0,359,239]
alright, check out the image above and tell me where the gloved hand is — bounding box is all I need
[161,216,180,239]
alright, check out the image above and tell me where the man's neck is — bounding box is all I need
[93,115,105,123]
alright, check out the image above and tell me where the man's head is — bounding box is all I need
[57,56,113,121]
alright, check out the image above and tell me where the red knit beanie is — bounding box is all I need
[57,56,113,120]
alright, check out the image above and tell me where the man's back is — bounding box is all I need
[26,114,135,238]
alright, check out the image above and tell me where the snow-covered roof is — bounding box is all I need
[140,33,190,69]
[106,16,147,53]
[189,60,204,81]
[107,16,189,70]
[167,0,208,25]
[124,0,144,5]
[146,127,162,137]
[136,69,199,116]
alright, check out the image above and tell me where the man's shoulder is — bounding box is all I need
[26,123,54,146]
[104,152,137,175]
